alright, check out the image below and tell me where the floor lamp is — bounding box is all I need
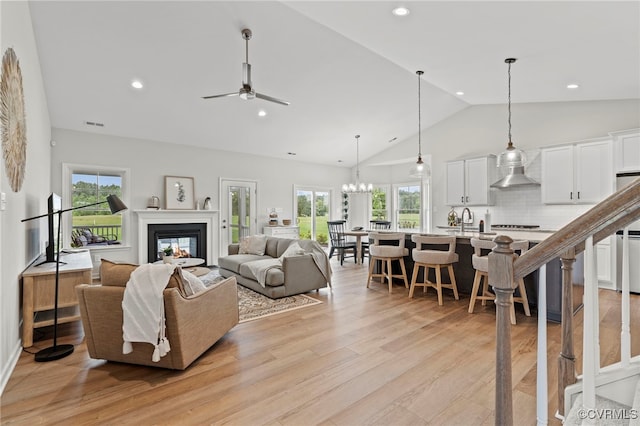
[21,194,128,362]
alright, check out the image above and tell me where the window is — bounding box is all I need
[395,184,421,231]
[371,186,389,220]
[63,164,130,248]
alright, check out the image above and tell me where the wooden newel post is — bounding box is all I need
[489,235,515,426]
[557,248,577,416]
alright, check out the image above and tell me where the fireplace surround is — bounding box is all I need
[135,210,219,265]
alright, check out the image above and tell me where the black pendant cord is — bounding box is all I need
[507,60,512,145]
[416,70,424,163]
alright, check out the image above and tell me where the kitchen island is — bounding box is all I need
[373,228,581,322]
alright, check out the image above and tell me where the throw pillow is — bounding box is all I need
[238,234,268,255]
[278,242,305,262]
[100,259,138,287]
[181,269,207,296]
[101,258,186,296]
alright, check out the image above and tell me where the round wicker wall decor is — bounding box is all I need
[1,47,27,192]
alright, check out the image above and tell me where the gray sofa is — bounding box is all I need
[218,236,331,299]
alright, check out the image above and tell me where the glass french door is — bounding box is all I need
[220,179,257,256]
[294,187,330,246]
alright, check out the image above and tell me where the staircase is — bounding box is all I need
[487,177,640,425]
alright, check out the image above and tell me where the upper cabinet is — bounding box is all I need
[446,156,496,206]
[611,129,640,173]
[541,139,613,204]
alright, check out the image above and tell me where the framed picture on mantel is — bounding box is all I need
[164,176,195,210]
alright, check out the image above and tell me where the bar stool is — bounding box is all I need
[409,235,459,305]
[468,238,531,324]
[367,232,409,293]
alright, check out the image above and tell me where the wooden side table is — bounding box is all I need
[21,250,93,347]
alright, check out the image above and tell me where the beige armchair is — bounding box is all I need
[76,261,239,370]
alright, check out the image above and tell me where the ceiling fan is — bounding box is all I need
[202,28,289,106]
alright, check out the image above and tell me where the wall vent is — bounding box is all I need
[84,121,105,127]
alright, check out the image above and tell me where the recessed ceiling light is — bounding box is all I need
[567,83,579,89]
[456,91,465,96]
[131,80,143,89]
[392,7,410,16]
[258,110,267,117]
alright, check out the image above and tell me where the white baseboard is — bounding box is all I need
[1,341,23,396]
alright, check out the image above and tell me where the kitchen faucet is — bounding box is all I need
[461,207,471,232]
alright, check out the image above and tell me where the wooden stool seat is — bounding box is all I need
[367,232,409,293]
[409,235,459,306]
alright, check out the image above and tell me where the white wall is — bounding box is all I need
[1,1,52,394]
[50,128,351,265]
[361,99,640,230]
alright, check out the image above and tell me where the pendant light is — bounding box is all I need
[342,135,373,193]
[491,58,540,188]
[410,70,429,178]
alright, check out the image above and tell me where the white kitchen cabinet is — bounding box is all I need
[611,128,640,173]
[446,156,496,206]
[596,236,615,290]
[263,226,299,239]
[541,139,613,204]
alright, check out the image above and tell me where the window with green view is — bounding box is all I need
[397,184,420,230]
[71,172,123,245]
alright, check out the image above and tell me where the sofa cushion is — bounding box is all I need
[218,254,271,274]
[100,258,186,295]
[238,262,285,286]
[181,269,207,296]
[239,234,267,255]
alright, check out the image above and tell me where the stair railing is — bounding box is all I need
[489,177,640,425]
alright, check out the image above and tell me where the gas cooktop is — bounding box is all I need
[491,224,540,230]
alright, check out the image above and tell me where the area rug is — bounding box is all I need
[199,269,322,323]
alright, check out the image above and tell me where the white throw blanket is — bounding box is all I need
[246,258,282,287]
[298,240,333,287]
[122,263,175,362]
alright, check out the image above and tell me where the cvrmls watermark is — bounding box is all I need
[577,407,638,421]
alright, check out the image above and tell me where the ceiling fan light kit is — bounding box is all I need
[202,28,289,106]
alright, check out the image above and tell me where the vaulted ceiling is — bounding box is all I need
[29,1,640,167]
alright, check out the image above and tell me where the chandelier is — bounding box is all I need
[342,135,373,193]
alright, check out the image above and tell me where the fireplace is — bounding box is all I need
[147,223,207,263]
[135,210,219,266]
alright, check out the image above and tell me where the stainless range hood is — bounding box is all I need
[491,165,540,188]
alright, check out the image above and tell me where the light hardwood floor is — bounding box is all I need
[2,258,637,425]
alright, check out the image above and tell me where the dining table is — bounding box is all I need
[342,229,369,265]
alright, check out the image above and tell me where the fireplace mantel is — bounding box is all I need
[135,210,219,265]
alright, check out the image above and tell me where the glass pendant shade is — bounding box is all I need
[496,141,527,168]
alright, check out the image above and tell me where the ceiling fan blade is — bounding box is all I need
[255,92,290,106]
[202,92,239,100]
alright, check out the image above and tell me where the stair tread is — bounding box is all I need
[565,394,633,425]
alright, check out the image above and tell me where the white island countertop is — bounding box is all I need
[427,228,556,244]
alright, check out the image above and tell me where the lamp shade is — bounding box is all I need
[106,194,128,214]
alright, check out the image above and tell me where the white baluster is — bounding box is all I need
[621,227,631,367]
[582,235,597,422]
[537,263,548,426]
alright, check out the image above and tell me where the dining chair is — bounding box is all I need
[327,220,357,265]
